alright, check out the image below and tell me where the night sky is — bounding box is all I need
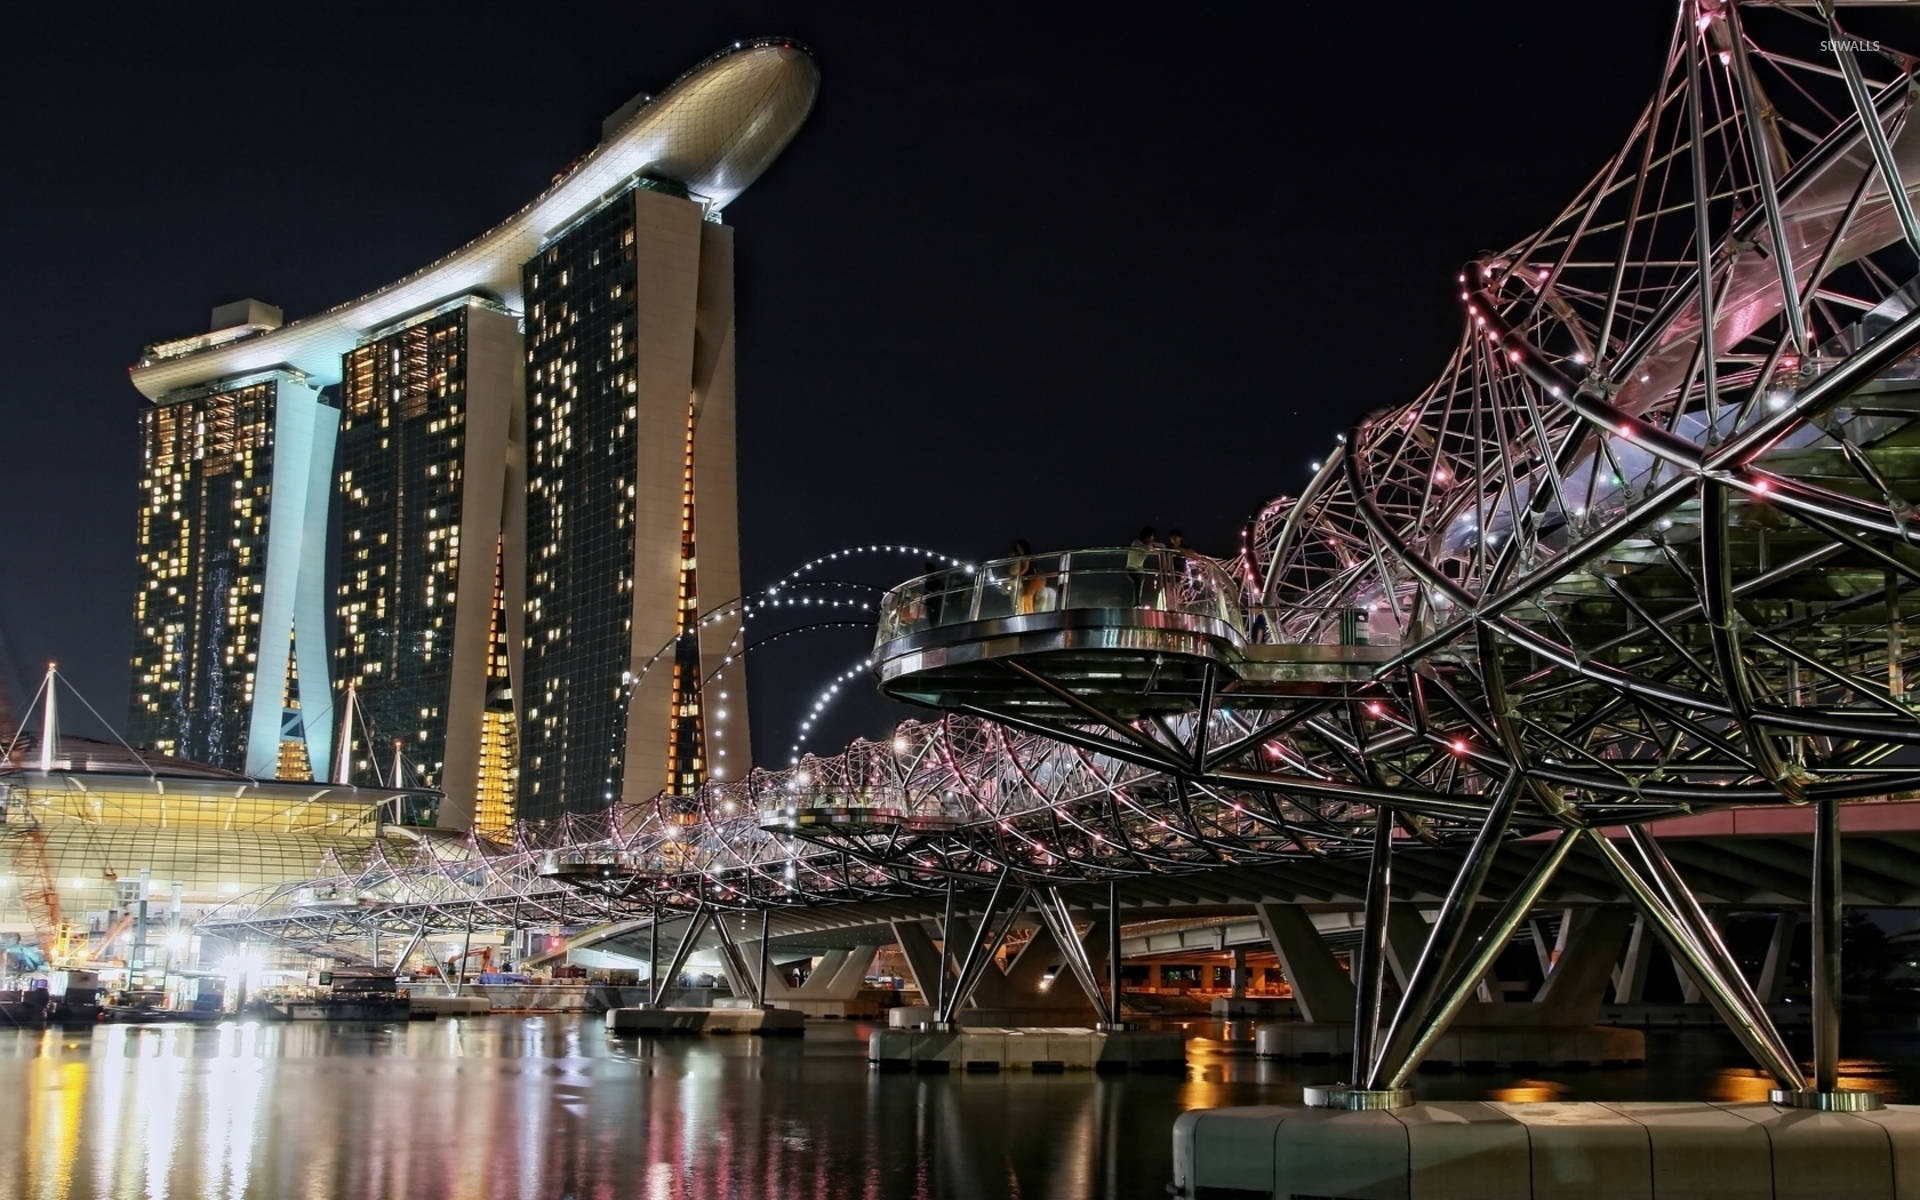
[0,3,1676,768]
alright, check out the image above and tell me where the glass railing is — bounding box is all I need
[536,846,707,879]
[757,783,907,822]
[876,547,1247,645]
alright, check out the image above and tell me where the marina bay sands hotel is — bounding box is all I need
[123,41,818,833]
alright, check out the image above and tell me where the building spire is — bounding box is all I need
[38,663,57,773]
[333,680,357,785]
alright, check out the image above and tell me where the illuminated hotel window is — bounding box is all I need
[519,197,647,818]
[126,378,279,771]
[335,306,483,794]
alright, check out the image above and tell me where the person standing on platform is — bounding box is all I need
[1008,540,1043,615]
[1127,527,1159,606]
[921,559,948,628]
[1166,529,1194,607]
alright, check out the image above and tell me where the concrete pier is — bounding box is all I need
[604,1004,805,1035]
[1173,1100,1920,1199]
[885,1002,1139,1028]
[868,1026,1186,1073]
[887,1004,935,1029]
[1253,1021,1644,1070]
[766,989,891,1020]
[408,994,491,1017]
[1211,996,1298,1019]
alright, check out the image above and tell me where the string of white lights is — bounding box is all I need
[786,656,878,765]
[769,544,970,594]
[716,545,964,769]
[610,542,965,783]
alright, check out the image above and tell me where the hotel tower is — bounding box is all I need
[127,41,817,831]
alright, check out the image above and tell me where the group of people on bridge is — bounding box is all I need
[887,527,1220,637]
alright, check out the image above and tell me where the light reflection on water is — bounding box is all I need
[1706,1057,1904,1105]
[0,1018,1913,1199]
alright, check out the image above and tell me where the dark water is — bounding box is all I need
[0,1016,1913,1200]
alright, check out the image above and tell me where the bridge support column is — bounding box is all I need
[1383,906,1428,992]
[828,946,880,997]
[1757,913,1796,1005]
[936,879,957,1019]
[1612,913,1654,1004]
[732,942,796,1000]
[765,945,884,1018]
[944,880,1027,1026]
[799,950,851,995]
[1345,808,1394,1090]
[647,911,660,998]
[1035,888,1112,1027]
[756,911,771,1005]
[942,905,1112,1020]
[1588,829,1806,1094]
[1229,948,1247,1000]
[711,913,762,1005]
[890,920,949,1005]
[1813,802,1841,1091]
[390,921,428,976]
[1361,772,1526,1093]
[1677,962,1704,1005]
[652,906,710,1006]
[1254,902,1353,1025]
[455,917,473,994]
[1530,911,1572,981]
[1293,830,1582,1104]
[1780,796,1880,1108]
[1001,922,1065,996]
[1534,907,1632,1024]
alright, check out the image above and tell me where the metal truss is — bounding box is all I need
[209,0,1917,1104]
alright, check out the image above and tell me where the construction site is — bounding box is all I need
[0,663,440,1023]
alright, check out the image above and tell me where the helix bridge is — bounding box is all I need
[209,0,1920,1100]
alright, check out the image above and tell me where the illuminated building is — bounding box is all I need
[0,735,436,944]
[335,299,523,834]
[127,41,817,827]
[3,671,437,960]
[518,181,754,816]
[128,300,337,779]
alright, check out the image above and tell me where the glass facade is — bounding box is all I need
[336,309,475,791]
[130,189,743,831]
[127,378,279,771]
[521,199,645,817]
[0,768,433,946]
[122,43,805,834]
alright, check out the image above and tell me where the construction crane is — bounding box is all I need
[438,945,493,986]
[79,912,133,964]
[9,827,65,962]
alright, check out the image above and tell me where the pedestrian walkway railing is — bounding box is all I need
[754,781,966,833]
[875,547,1247,645]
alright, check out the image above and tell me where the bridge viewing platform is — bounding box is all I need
[872,547,1393,719]
[754,781,966,837]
